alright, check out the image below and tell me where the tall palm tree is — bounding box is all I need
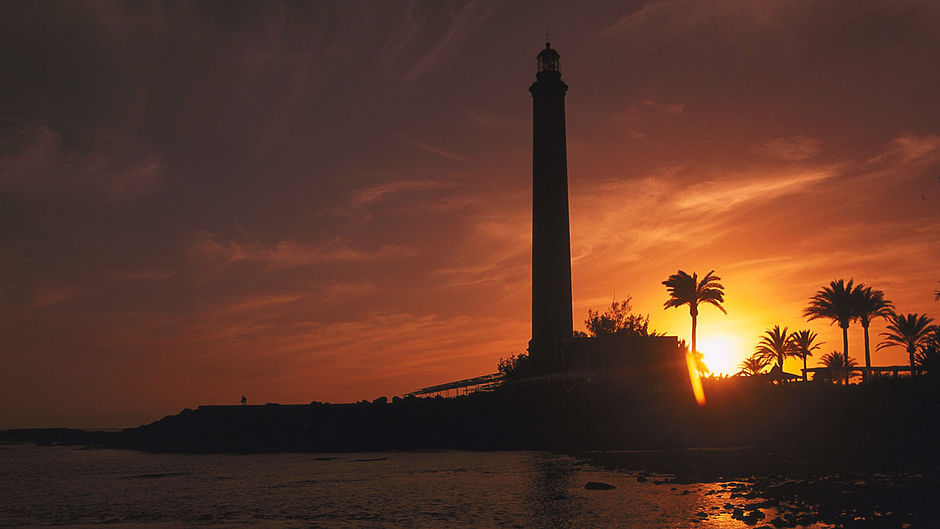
[854,286,893,381]
[737,354,771,376]
[819,351,859,384]
[877,313,938,374]
[662,270,727,358]
[755,325,796,374]
[804,278,862,385]
[789,329,823,382]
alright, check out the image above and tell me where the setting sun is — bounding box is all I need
[696,335,746,376]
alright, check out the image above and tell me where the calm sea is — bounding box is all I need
[0,444,807,528]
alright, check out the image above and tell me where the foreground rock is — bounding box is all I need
[584,481,616,490]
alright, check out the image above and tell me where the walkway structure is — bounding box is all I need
[802,366,924,380]
[404,373,504,398]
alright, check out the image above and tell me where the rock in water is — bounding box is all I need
[584,481,616,490]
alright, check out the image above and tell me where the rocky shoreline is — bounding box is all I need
[579,449,940,528]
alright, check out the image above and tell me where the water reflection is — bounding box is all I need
[1,446,831,528]
[525,453,581,528]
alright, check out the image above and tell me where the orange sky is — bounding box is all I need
[1,1,938,428]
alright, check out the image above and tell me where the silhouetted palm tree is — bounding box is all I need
[737,354,771,376]
[877,313,938,374]
[819,350,858,384]
[804,279,861,384]
[691,349,709,377]
[675,339,709,376]
[662,270,726,358]
[854,286,893,381]
[789,329,823,382]
[913,327,940,373]
[755,325,796,374]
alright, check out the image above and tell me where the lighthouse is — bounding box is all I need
[529,43,573,355]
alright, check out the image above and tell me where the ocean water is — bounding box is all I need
[0,445,805,528]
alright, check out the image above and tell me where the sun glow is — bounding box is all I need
[696,335,746,376]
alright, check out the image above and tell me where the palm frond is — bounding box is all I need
[662,270,696,309]
[820,351,858,369]
[754,325,794,368]
[803,278,859,326]
[854,286,894,326]
[702,297,728,314]
[737,354,770,376]
[877,313,936,352]
[788,329,822,358]
[662,269,727,314]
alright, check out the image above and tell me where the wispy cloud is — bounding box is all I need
[614,99,686,139]
[398,2,494,83]
[319,281,377,301]
[351,180,456,207]
[214,294,305,315]
[110,268,177,282]
[403,139,473,162]
[29,282,81,309]
[467,111,524,131]
[753,136,822,161]
[431,195,530,291]
[602,0,779,38]
[188,231,415,271]
[676,168,835,212]
[267,312,527,382]
[617,99,686,122]
[0,122,166,203]
[866,134,940,166]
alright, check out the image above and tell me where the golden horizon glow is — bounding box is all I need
[696,334,748,376]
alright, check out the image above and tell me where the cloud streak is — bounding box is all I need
[0,122,166,203]
[188,232,416,272]
[351,180,457,207]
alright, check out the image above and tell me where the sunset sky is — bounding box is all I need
[2,1,938,428]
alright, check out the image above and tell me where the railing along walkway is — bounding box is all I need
[802,366,924,379]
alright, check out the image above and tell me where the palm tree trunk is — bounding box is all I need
[802,354,807,382]
[691,313,697,356]
[841,324,850,385]
[863,323,871,383]
[909,346,916,377]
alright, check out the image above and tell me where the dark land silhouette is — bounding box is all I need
[5,375,940,467]
[6,366,940,527]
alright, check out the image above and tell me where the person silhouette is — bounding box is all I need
[240,395,247,405]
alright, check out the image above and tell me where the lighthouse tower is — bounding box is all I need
[529,43,573,355]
